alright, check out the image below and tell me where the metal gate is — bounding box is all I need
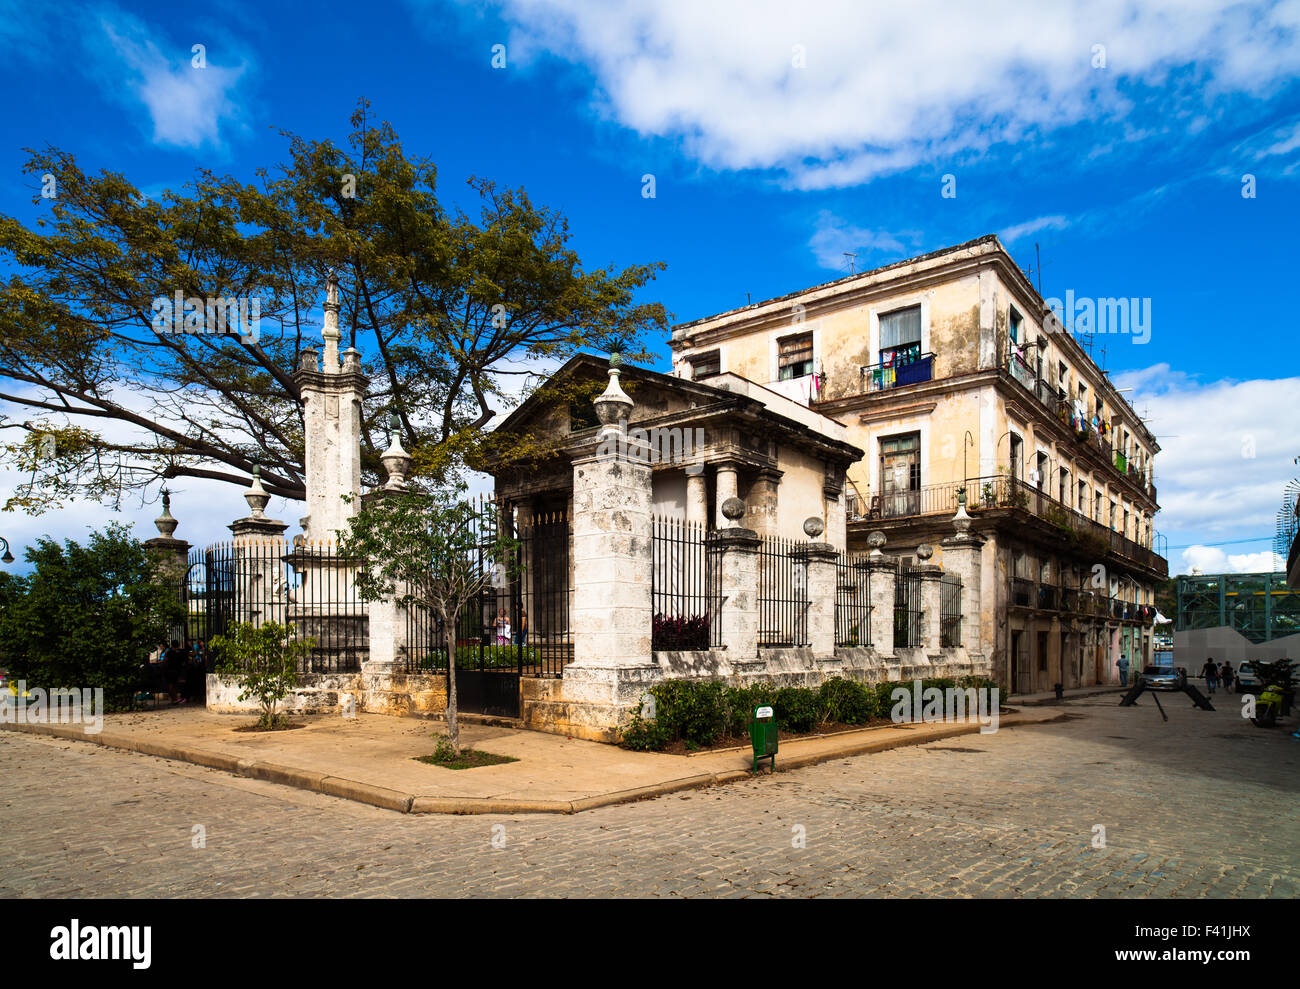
[405,498,570,719]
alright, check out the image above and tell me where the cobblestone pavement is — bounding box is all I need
[2,694,1296,897]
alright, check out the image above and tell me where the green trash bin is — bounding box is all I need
[750,705,777,772]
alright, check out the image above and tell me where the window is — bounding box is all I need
[1058,361,1069,397]
[1078,480,1087,511]
[777,332,813,380]
[879,432,921,515]
[1110,500,1118,530]
[1009,307,1023,345]
[879,305,922,367]
[688,350,720,380]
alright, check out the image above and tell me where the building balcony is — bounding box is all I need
[860,353,935,393]
[851,473,1168,578]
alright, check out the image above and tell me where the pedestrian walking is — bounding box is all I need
[1220,661,1234,694]
[1202,657,1219,694]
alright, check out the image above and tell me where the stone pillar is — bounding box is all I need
[940,501,987,656]
[294,269,367,543]
[745,467,782,538]
[862,532,896,656]
[228,467,290,628]
[685,464,708,529]
[709,497,759,660]
[793,528,837,658]
[143,488,191,647]
[569,356,654,672]
[715,461,739,529]
[365,424,413,673]
[915,564,944,654]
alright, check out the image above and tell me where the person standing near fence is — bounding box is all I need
[514,608,527,648]
[1220,661,1234,694]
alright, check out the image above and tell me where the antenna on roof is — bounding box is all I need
[844,252,857,275]
[1034,242,1044,297]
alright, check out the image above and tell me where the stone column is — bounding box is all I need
[915,562,944,654]
[715,461,740,529]
[745,467,782,538]
[709,497,759,660]
[862,532,896,656]
[685,464,708,529]
[940,500,987,656]
[143,488,192,648]
[793,522,837,658]
[228,467,290,628]
[294,270,367,543]
[364,423,413,674]
[564,356,658,713]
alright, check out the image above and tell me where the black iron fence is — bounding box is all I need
[834,553,875,647]
[894,564,922,649]
[184,539,366,674]
[403,499,571,678]
[650,515,721,650]
[757,533,809,647]
[941,572,962,647]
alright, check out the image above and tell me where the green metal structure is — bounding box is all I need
[1175,571,1300,644]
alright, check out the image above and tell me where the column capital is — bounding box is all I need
[791,542,838,564]
[707,527,760,551]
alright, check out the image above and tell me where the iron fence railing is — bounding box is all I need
[757,533,809,647]
[651,515,721,650]
[834,553,875,647]
[402,499,571,677]
[860,352,936,393]
[185,539,366,674]
[940,572,962,647]
[894,564,922,649]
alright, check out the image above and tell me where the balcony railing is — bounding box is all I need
[851,473,1168,577]
[861,353,935,393]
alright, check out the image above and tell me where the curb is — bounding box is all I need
[0,711,1058,816]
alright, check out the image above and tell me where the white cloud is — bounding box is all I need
[96,12,247,150]
[807,211,905,271]
[1113,364,1299,550]
[452,0,1300,187]
[1179,546,1284,574]
[999,215,1069,245]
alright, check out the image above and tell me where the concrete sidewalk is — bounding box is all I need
[2,704,1064,814]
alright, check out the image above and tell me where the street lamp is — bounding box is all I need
[0,536,14,565]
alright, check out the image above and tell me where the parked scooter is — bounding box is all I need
[1251,683,1286,727]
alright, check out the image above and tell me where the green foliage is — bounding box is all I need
[619,675,1002,751]
[0,100,669,512]
[0,524,183,709]
[1245,659,1295,688]
[211,621,314,730]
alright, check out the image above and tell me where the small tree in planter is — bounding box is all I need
[338,485,516,753]
[211,621,315,729]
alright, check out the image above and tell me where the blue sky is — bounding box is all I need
[1,0,1298,574]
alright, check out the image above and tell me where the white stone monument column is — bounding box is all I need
[913,544,944,654]
[294,270,366,543]
[228,467,290,627]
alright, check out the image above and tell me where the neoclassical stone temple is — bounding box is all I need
[201,277,990,741]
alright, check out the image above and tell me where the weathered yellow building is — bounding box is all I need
[670,235,1166,693]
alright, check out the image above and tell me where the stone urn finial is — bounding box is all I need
[952,492,972,536]
[916,543,933,561]
[593,356,633,432]
[154,486,178,538]
[381,412,412,492]
[721,496,746,528]
[244,465,270,520]
[867,530,887,558]
[803,516,825,540]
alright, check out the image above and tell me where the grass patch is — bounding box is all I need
[415,734,519,770]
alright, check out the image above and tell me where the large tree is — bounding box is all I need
[0,100,666,511]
